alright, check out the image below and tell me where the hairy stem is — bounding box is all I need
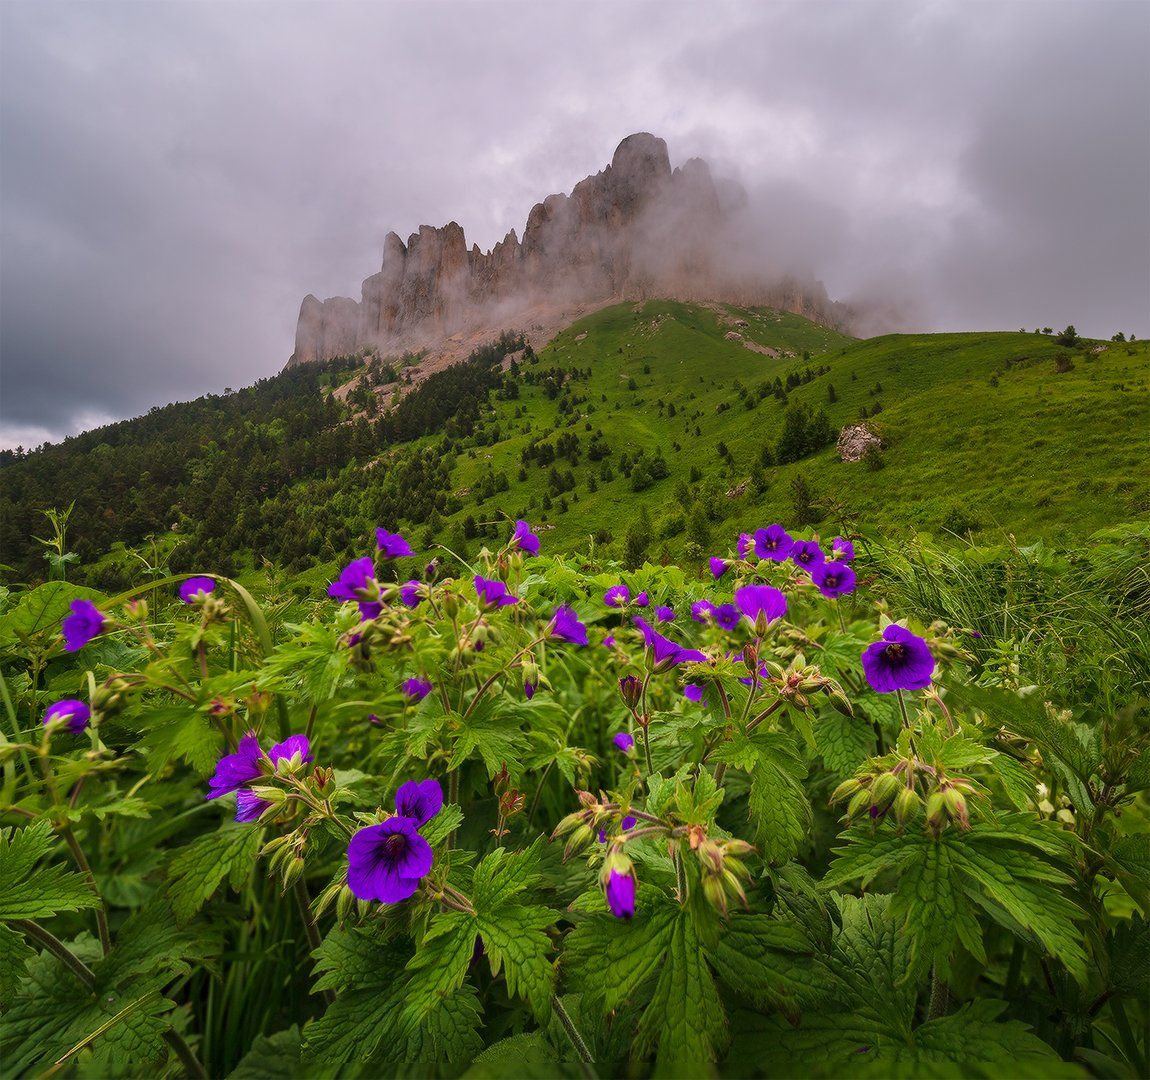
[927,964,950,1020]
[552,994,596,1069]
[14,920,207,1079]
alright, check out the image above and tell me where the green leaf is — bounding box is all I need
[165,824,261,924]
[0,581,104,650]
[709,914,831,1021]
[465,1032,565,1078]
[0,820,101,920]
[0,921,34,1000]
[228,1026,302,1079]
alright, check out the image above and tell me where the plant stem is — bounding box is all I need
[292,879,335,1005]
[927,964,949,1020]
[641,724,654,776]
[552,994,596,1069]
[14,920,207,1079]
[895,687,912,729]
[674,846,688,904]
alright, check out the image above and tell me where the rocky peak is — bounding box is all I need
[289,133,848,366]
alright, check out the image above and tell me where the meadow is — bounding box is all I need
[0,511,1147,1077]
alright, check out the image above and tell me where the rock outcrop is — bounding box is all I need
[837,424,883,463]
[288,133,851,366]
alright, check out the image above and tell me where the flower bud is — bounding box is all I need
[282,856,306,890]
[697,839,725,874]
[941,785,970,829]
[337,885,358,923]
[870,772,902,810]
[618,675,642,710]
[703,873,729,918]
[563,823,595,862]
[551,810,588,841]
[893,785,921,826]
[846,788,872,821]
[925,791,947,832]
[830,777,862,805]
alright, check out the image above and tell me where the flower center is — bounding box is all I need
[825,574,839,587]
[383,833,407,857]
[885,642,906,663]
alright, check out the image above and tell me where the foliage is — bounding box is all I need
[0,515,1147,1078]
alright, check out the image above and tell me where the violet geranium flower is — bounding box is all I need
[269,734,312,770]
[791,540,826,571]
[402,677,433,703]
[510,520,540,556]
[606,868,636,919]
[691,600,714,623]
[737,533,754,559]
[613,731,635,752]
[62,599,105,653]
[861,625,936,693]
[399,581,422,608]
[734,585,788,631]
[179,577,216,603]
[395,778,443,825]
[42,699,91,734]
[328,557,380,620]
[683,684,705,704]
[376,529,414,558]
[549,606,588,646]
[812,560,857,599]
[474,575,518,607]
[207,733,264,799]
[655,605,675,623]
[709,557,728,580]
[713,603,741,632]
[832,537,856,562]
[754,525,794,562]
[346,816,434,903]
[604,585,630,608]
[633,617,706,669]
[235,789,271,823]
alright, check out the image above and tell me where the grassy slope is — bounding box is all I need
[439,300,1149,552]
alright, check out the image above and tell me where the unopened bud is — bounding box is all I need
[925,791,947,832]
[893,785,920,826]
[618,675,642,710]
[830,777,862,805]
[282,856,306,889]
[703,873,729,918]
[337,885,358,923]
[942,785,970,829]
[870,772,902,810]
[563,824,595,862]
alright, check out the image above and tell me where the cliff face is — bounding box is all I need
[289,133,849,366]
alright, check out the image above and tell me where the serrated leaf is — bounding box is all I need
[0,820,101,920]
[165,824,261,924]
[0,921,34,999]
[228,1026,302,1078]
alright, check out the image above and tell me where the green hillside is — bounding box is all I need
[443,302,1147,556]
[2,300,1147,590]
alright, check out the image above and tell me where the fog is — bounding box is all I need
[1,1,1147,449]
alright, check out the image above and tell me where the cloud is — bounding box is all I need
[1,0,1147,445]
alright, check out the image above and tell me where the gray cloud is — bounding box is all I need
[2,0,1147,448]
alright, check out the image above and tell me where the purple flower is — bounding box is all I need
[622,815,636,831]
[618,675,642,707]
[62,599,105,653]
[683,684,705,704]
[791,540,826,571]
[474,575,518,607]
[376,529,413,558]
[634,592,650,608]
[268,734,312,768]
[613,731,635,752]
[42,699,90,734]
[737,533,753,559]
[861,625,936,693]
[346,817,433,903]
[604,585,630,608]
[207,733,264,799]
[395,778,443,825]
[754,524,794,562]
[709,557,729,580]
[357,601,382,621]
[812,560,857,598]
[602,634,616,648]
[606,868,636,919]
[655,605,675,623]
[510,519,540,556]
[691,600,714,623]
[713,603,741,632]
[524,680,537,699]
[833,537,856,562]
[402,677,433,703]
[549,605,588,646]
[329,557,377,605]
[633,616,706,668]
[400,580,422,608]
[235,789,270,823]
[179,577,216,603]
[734,584,788,629]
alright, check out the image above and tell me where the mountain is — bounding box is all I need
[2,301,1145,590]
[289,133,851,368]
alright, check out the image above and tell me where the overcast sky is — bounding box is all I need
[2,0,1147,450]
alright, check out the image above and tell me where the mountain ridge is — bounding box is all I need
[289,133,852,367]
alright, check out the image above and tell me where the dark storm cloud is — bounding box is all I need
[2,0,1147,448]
